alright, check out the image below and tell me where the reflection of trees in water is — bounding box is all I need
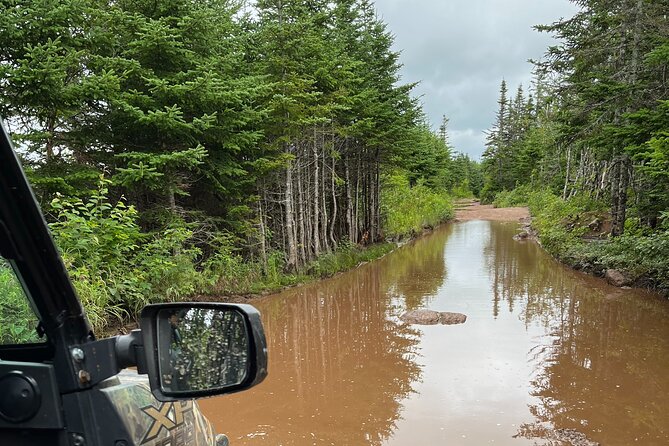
[483,222,564,320]
[167,308,249,392]
[243,263,422,445]
[380,225,453,310]
[485,222,669,444]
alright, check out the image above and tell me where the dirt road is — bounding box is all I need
[454,200,529,222]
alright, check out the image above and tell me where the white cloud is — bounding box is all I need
[373,0,579,158]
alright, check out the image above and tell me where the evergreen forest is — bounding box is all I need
[481,0,669,293]
[0,0,480,334]
[2,0,668,340]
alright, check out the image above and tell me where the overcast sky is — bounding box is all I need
[372,0,579,159]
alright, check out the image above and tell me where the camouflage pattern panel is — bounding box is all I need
[100,370,217,446]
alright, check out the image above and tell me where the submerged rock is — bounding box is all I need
[513,230,529,241]
[513,423,599,446]
[400,309,467,325]
[439,312,467,325]
[605,269,632,287]
[553,428,600,446]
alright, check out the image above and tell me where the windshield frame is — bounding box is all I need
[0,118,93,358]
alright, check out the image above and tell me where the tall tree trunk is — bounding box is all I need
[345,145,354,243]
[354,152,361,244]
[330,147,338,249]
[375,157,381,239]
[285,157,298,271]
[312,128,321,257]
[297,155,307,265]
[612,156,630,237]
[563,145,572,200]
[369,158,377,242]
[258,191,268,273]
[321,131,330,253]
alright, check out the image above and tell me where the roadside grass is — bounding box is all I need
[492,184,534,208]
[0,261,41,344]
[504,188,669,293]
[381,172,454,239]
[201,241,395,297]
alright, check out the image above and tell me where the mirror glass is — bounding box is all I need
[156,307,250,393]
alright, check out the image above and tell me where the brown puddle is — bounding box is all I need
[200,221,669,445]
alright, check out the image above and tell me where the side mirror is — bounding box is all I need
[139,303,267,402]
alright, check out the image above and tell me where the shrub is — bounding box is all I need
[50,178,201,331]
[0,262,41,343]
[493,184,534,208]
[450,180,474,199]
[526,188,669,291]
[306,241,394,279]
[381,172,454,239]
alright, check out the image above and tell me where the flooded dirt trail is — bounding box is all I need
[200,219,669,445]
[454,200,529,221]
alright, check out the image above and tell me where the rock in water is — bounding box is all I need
[605,269,631,287]
[400,309,467,325]
[553,429,600,446]
[439,312,467,325]
[513,231,529,241]
[400,309,440,325]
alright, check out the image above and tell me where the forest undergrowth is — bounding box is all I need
[494,186,669,295]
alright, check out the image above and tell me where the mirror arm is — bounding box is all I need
[62,331,148,392]
[115,329,147,373]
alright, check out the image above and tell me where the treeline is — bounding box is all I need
[0,0,480,329]
[481,0,669,291]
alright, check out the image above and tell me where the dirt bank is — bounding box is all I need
[454,200,529,222]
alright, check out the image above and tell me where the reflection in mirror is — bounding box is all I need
[157,307,249,393]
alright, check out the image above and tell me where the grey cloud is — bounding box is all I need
[374,0,578,158]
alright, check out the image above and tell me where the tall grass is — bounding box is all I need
[0,261,41,343]
[381,172,454,239]
[492,184,534,208]
[516,188,669,292]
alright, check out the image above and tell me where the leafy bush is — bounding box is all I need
[0,262,41,343]
[381,172,454,239]
[40,176,402,333]
[493,184,534,208]
[450,180,475,199]
[588,233,669,290]
[306,241,394,278]
[50,178,202,331]
[526,188,669,291]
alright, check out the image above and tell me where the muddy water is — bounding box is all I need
[200,221,669,445]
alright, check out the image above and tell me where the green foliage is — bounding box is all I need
[591,233,669,290]
[0,262,41,344]
[527,189,669,292]
[305,241,394,279]
[528,190,587,258]
[50,178,202,331]
[1,0,467,332]
[201,239,394,296]
[450,180,474,199]
[200,240,293,295]
[381,172,454,239]
[493,184,534,208]
[449,153,482,198]
[394,124,451,189]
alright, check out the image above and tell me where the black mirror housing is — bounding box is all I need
[139,303,267,402]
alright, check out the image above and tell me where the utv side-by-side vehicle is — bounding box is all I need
[0,119,268,446]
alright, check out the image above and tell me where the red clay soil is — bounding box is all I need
[455,200,529,222]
